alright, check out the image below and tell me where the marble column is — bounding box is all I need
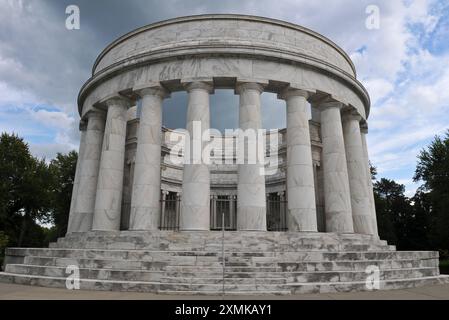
[69,110,106,232]
[66,121,87,234]
[342,111,373,235]
[180,82,212,231]
[279,88,318,232]
[361,125,379,236]
[318,101,354,233]
[92,96,130,231]
[129,85,168,230]
[236,82,267,231]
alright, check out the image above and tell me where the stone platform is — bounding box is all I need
[1,231,448,295]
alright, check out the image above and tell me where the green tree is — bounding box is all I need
[0,133,51,247]
[0,231,9,270]
[47,151,78,241]
[370,165,397,245]
[408,190,431,250]
[414,131,449,250]
[374,178,406,246]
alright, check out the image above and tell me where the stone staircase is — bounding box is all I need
[1,231,448,295]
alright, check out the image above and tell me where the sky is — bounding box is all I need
[1,0,448,197]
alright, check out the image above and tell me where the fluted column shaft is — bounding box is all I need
[69,111,106,232]
[180,82,212,231]
[342,112,373,234]
[280,88,317,232]
[361,126,379,236]
[67,121,87,234]
[236,83,267,231]
[319,102,354,233]
[129,86,168,230]
[92,97,130,231]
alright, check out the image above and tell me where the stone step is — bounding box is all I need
[7,247,426,263]
[23,256,170,270]
[165,267,440,282]
[4,264,284,284]
[287,275,449,294]
[161,277,287,285]
[6,264,439,284]
[158,290,291,296]
[5,231,443,295]
[158,274,449,295]
[55,235,385,244]
[51,240,394,252]
[21,254,438,272]
[0,271,285,293]
[5,264,168,282]
[164,259,438,272]
[51,231,391,252]
[58,230,384,243]
[275,259,439,271]
[1,272,447,294]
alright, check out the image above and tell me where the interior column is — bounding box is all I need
[180,82,212,231]
[236,82,267,231]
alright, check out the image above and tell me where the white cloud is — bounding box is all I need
[29,142,77,161]
[363,78,394,105]
[0,80,38,106]
[32,109,75,129]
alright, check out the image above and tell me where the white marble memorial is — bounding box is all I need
[64,14,381,235]
[3,15,445,295]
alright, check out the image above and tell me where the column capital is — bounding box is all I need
[84,109,106,121]
[360,122,369,134]
[79,120,87,131]
[98,94,133,109]
[278,87,310,100]
[341,109,362,123]
[182,81,214,94]
[235,82,265,95]
[133,83,170,99]
[315,100,345,111]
